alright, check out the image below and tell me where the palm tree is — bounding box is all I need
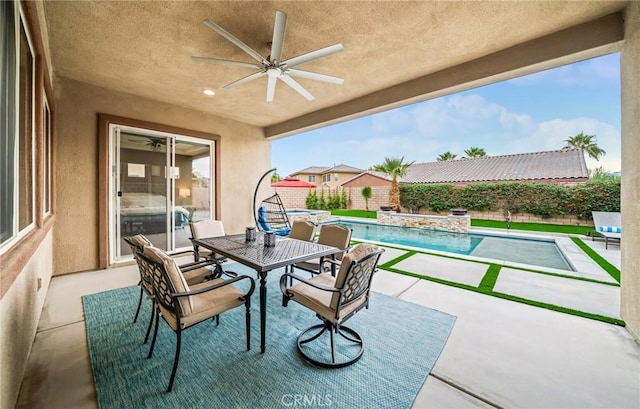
[563,132,606,160]
[437,151,458,161]
[371,157,414,212]
[361,186,372,211]
[463,147,486,158]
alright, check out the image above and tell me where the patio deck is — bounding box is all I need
[15,238,639,408]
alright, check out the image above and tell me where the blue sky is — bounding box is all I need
[271,53,621,177]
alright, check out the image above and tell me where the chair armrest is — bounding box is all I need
[320,258,341,269]
[171,274,255,299]
[179,258,218,272]
[169,249,196,258]
[279,272,340,297]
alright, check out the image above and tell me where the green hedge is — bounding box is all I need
[399,180,620,220]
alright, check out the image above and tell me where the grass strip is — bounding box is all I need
[331,209,377,219]
[470,219,593,235]
[378,250,417,270]
[478,264,501,292]
[367,241,616,286]
[570,237,620,283]
[381,265,625,326]
[509,264,619,287]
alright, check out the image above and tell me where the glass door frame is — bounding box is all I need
[99,113,219,267]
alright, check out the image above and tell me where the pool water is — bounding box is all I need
[330,221,573,271]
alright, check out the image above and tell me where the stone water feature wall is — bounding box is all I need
[377,210,471,233]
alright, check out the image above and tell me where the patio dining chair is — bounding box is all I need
[290,223,352,278]
[288,220,317,241]
[124,235,225,344]
[140,245,255,392]
[280,243,384,368]
[284,220,317,274]
[189,219,225,262]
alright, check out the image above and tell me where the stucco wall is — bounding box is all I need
[54,77,269,275]
[620,2,640,341]
[0,232,53,409]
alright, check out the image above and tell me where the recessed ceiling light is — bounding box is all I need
[203,89,215,96]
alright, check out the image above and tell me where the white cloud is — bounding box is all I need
[518,118,621,171]
[274,84,620,175]
[372,94,620,170]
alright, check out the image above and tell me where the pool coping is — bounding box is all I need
[329,217,615,282]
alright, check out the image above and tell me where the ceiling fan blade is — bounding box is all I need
[266,76,277,102]
[269,11,288,64]
[223,71,265,90]
[191,56,261,69]
[287,69,344,85]
[282,43,344,68]
[279,75,314,101]
[202,19,266,64]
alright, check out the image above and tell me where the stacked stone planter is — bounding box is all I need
[377,210,471,233]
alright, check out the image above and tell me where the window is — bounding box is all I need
[322,174,331,182]
[334,174,339,181]
[1,2,35,249]
[308,175,315,182]
[43,96,52,215]
[1,1,17,245]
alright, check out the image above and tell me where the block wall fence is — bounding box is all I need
[270,186,594,226]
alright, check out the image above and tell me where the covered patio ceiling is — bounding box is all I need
[42,1,626,137]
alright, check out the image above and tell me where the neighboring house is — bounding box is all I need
[290,164,364,190]
[342,149,589,188]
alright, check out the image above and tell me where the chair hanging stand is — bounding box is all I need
[252,168,291,236]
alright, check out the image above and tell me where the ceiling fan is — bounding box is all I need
[192,10,344,102]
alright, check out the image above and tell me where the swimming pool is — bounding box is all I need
[329,220,573,271]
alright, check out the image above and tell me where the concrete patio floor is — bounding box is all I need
[15,239,640,408]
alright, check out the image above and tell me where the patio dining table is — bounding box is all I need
[192,232,340,353]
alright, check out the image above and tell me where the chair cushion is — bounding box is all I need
[289,273,366,324]
[294,258,321,272]
[331,243,380,310]
[183,266,213,285]
[289,220,316,241]
[159,279,245,330]
[598,225,621,233]
[191,219,225,239]
[143,246,193,315]
[317,224,351,261]
[128,234,152,248]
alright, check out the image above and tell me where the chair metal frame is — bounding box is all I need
[290,224,352,279]
[280,246,384,368]
[124,236,229,344]
[136,249,255,392]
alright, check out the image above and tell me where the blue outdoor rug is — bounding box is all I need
[82,266,456,408]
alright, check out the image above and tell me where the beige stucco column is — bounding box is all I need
[620,1,640,341]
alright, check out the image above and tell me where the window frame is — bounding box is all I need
[42,93,52,217]
[1,1,37,253]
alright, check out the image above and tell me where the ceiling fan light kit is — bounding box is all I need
[192,10,344,102]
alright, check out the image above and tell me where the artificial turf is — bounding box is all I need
[571,237,621,283]
[471,219,594,235]
[376,245,623,326]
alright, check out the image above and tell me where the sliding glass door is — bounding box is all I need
[110,125,214,262]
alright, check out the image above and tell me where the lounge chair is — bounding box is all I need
[591,211,621,249]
